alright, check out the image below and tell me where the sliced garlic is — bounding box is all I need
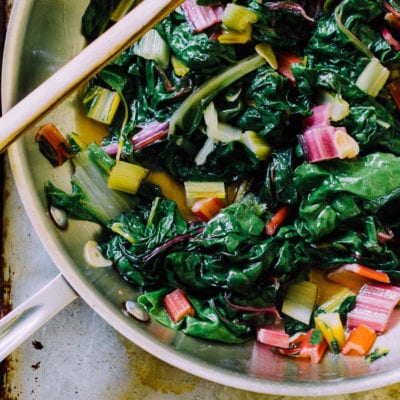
[83,240,113,268]
[49,205,68,230]
[125,300,150,322]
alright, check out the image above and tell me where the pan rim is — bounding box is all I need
[2,0,400,396]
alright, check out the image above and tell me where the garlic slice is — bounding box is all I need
[125,300,150,322]
[84,240,113,268]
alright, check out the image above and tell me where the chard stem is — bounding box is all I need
[168,54,266,135]
[334,3,374,59]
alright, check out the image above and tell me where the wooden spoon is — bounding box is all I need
[0,0,184,152]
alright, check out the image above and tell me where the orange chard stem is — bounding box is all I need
[385,12,400,31]
[327,263,390,293]
[191,197,225,222]
[277,51,304,84]
[341,324,377,356]
[164,288,195,323]
[35,123,74,166]
[298,329,328,363]
[265,205,291,236]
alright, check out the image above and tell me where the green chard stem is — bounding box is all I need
[334,3,374,59]
[168,53,266,135]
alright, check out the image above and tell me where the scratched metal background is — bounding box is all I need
[2,1,400,399]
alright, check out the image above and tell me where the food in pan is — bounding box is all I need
[39,0,400,362]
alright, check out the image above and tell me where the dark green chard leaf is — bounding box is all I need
[284,316,312,337]
[45,181,104,224]
[310,329,324,344]
[195,0,224,5]
[294,153,400,241]
[137,289,253,343]
[81,0,142,41]
[237,66,310,147]
[200,201,266,252]
[246,0,315,49]
[261,148,299,207]
[81,0,120,41]
[102,199,198,287]
[342,102,400,155]
[163,136,264,182]
[164,20,237,74]
[182,296,253,343]
[100,195,308,342]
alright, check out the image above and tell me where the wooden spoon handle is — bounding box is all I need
[0,0,184,152]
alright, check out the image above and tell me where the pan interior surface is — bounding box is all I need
[3,0,400,395]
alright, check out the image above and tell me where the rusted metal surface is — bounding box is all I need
[0,1,9,397]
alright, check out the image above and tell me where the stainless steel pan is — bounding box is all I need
[2,0,400,395]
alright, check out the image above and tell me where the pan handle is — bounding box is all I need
[0,273,78,361]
